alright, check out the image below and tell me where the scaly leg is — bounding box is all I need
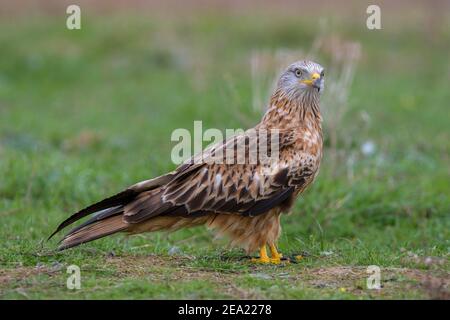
[269,243,283,263]
[251,245,270,264]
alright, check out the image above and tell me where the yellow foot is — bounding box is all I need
[269,257,282,264]
[251,256,282,264]
[250,245,285,264]
[251,245,271,264]
[272,252,283,260]
[251,256,271,264]
[269,243,283,261]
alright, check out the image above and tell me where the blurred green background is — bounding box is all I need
[0,0,449,299]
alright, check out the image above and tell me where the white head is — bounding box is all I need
[276,60,325,100]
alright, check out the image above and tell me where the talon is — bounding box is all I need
[269,243,283,260]
[269,257,281,264]
[273,252,283,259]
[251,245,271,264]
[251,245,286,264]
[251,257,270,264]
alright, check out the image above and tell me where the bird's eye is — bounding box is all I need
[320,70,325,77]
[294,69,303,78]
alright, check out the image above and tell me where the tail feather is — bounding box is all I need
[49,173,181,249]
[65,205,123,236]
[58,215,128,250]
[48,189,138,240]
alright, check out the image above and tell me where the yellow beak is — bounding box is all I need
[300,72,321,86]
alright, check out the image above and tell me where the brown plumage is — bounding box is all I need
[49,60,325,263]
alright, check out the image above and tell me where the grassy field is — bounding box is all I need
[0,5,449,299]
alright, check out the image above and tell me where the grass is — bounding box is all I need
[0,8,449,299]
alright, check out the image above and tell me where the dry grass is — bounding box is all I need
[2,255,448,299]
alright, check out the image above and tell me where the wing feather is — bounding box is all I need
[123,128,313,222]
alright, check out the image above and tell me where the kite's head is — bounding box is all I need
[277,60,325,99]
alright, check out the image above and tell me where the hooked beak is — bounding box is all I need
[300,72,322,91]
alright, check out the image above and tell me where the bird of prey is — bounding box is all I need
[49,60,325,264]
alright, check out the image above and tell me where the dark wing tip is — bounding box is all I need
[47,229,60,241]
